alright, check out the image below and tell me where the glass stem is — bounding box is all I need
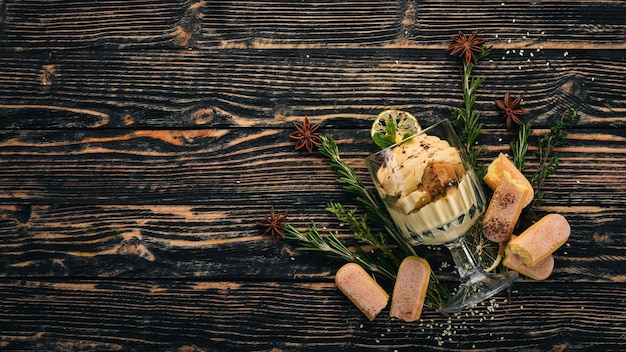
[445,236,482,284]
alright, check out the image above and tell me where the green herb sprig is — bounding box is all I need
[511,123,531,171]
[528,108,579,213]
[283,223,397,281]
[317,135,417,258]
[451,49,491,179]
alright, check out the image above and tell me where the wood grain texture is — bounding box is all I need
[1,0,624,50]
[0,49,624,129]
[1,280,625,351]
[1,0,625,350]
[0,128,624,283]
[0,128,624,206]
[0,201,623,282]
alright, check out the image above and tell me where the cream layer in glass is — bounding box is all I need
[374,133,480,245]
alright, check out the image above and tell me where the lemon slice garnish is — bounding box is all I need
[371,109,421,149]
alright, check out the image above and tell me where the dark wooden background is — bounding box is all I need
[1,0,625,351]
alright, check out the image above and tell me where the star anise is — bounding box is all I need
[289,116,321,153]
[446,31,486,66]
[256,207,288,243]
[495,91,528,129]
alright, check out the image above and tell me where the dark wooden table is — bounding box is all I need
[1,1,625,351]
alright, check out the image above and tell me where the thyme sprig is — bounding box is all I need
[528,108,579,213]
[325,202,397,263]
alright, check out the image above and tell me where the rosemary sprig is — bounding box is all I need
[528,108,579,213]
[283,223,397,281]
[451,49,490,179]
[510,123,531,171]
[317,135,416,258]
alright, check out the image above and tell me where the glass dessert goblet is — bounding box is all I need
[365,119,518,313]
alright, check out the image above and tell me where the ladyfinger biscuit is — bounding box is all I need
[335,263,389,321]
[484,153,534,207]
[503,235,554,280]
[390,256,431,322]
[482,170,530,243]
[508,214,570,267]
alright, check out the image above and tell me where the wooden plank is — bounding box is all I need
[0,127,623,281]
[0,201,623,282]
[1,280,625,350]
[0,128,624,205]
[0,49,624,129]
[1,1,624,50]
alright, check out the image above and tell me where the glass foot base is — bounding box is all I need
[442,270,518,313]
